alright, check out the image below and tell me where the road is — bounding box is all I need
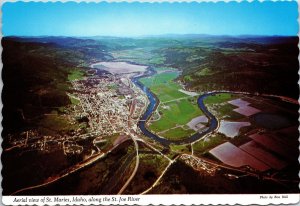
[140,157,177,194]
[10,138,129,195]
[117,135,139,194]
[161,96,195,104]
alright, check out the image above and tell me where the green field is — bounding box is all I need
[111,48,165,65]
[169,144,191,153]
[68,69,85,81]
[217,104,244,120]
[140,70,187,102]
[141,67,202,140]
[149,97,202,133]
[151,83,188,102]
[204,93,245,120]
[192,133,229,155]
[194,67,214,77]
[203,93,233,104]
[68,95,80,105]
[140,71,179,87]
[153,67,176,72]
[160,127,195,141]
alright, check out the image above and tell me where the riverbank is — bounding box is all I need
[132,67,219,146]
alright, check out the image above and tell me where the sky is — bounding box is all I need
[2,1,298,37]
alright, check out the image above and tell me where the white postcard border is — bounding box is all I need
[1,1,299,206]
[2,194,300,205]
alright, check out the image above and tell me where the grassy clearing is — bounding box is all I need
[141,67,202,140]
[204,93,233,105]
[153,67,176,72]
[204,93,245,120]
[140,71,178,87]
[111,48,164,65]
[217,104,244,120]
[68,95,80,105]
[170,144,190,153]
[112,49,151,60]
[139,154,169,170]
[195,68,214,76]
[160,127,195,141]
[184,75,193,81]
[149,56,166,65]
[149,97,202,132]
[140,70,188,102]
[68,69,85,81]
[151,83,188,102]
[193,133,228,155]
[108,83,118,90]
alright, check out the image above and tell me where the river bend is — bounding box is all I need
[131,68,218,147]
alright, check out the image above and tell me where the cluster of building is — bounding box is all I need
[5,130,84,156]
[181,154,219,176]
[70,73,148,143]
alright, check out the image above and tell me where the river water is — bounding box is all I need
[131,68,218,147]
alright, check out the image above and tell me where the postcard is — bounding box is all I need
[1,0,299,205]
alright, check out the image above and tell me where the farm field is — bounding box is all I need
[140,68,188,102]
[209,142,270,172]
[159,127,195,141]
[228,98,261,117]
[200,93,299,175]
[149,97,202,137]
[217,120,250,138]
[203,93,245,120]
[239,141,287,170]
[187,115,208,131]
[249,133,297,162]
[67,69,86,81]
[111,47,166,65]
[192,133,229,155]
[204,93,233,105]
[141,67,202,140]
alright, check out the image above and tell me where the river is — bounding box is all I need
[131,68,218,147]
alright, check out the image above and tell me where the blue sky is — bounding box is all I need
[2,1,298,37]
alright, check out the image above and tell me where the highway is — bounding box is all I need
[140,157,177,194]
[10,138,130,195]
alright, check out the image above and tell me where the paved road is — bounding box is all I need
[11,139,129,195]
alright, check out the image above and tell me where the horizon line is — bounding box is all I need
[4,33,298,39]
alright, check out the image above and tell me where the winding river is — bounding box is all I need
[132,68,218,147]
